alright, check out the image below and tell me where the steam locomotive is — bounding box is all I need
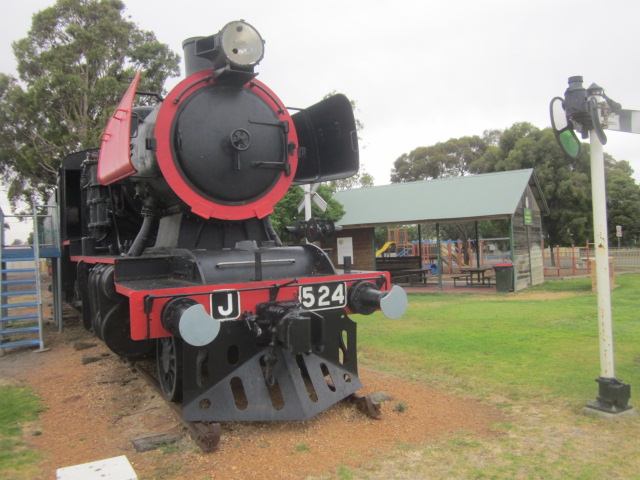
[57,20,407,422]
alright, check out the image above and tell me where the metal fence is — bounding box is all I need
[1,203,60,257]
[542,245,640,277]
[0,208,33,247]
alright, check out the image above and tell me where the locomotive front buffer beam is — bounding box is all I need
[177,288,404,423]
[114,272,407,422]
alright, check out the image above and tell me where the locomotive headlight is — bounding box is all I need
[192,20,265,79]
[219,21,264,68]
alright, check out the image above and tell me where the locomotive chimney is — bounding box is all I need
[182,37,212,76]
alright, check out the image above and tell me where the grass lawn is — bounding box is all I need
[345,274,640,480]
[0,386,42,480]
[359,275,639,403]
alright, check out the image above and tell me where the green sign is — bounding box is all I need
[524,208,532,226]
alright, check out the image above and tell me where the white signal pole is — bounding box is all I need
[583,87,632,414]
[588,132,615,379]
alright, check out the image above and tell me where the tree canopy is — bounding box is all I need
[0,0,180,208]
[390,122,640,246]
[390,136,488,182]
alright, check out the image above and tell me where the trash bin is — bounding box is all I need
[493,263,514,292]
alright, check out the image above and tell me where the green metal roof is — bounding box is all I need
[333,169,548,227]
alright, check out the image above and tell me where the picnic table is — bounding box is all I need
[395,268,429,285]
[453,267,495,287]
[377,256,430,285]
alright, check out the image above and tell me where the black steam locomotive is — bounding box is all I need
[57,20,407,422]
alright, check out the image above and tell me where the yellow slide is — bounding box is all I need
[376,241,396,257]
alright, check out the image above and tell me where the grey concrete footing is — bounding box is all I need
[583,407,637,420]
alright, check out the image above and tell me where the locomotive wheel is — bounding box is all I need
[157,337,183,402]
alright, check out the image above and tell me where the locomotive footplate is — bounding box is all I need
[181,308,360,422]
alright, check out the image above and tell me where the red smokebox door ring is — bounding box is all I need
[154,71,298,220]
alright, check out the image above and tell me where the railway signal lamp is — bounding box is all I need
[563,76,593,137]
[286,220,315,244]
[551,76,636,160]
[286,218,342,244]
[550,96,581,159]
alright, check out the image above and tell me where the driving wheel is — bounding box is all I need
[157,337,183,402]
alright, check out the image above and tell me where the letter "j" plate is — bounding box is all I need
[210,291,241,320]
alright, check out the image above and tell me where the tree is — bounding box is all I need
[390,136,488,182]
[605,159,640,245]
[0,0,180,209]
[330,168,374,192]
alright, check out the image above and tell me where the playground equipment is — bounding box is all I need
[376,241,396,257]
[376,228,510,274]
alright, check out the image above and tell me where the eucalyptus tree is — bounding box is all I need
[0,0,180,208]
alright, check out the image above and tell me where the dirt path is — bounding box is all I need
[1,314,502,480]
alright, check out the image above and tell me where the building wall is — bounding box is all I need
[512,185,545,291]
[321,227,375,271]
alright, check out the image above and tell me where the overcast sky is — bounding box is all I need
[2,0,640,216]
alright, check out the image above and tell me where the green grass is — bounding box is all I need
[358,274,640,403]
[0,386,43,479]
[337,465,355,479]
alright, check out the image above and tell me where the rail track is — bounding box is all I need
[127,359,222,452]
[126,358,382,453]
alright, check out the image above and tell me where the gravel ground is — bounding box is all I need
[0,312,502,480]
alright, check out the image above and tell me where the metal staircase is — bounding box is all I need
[1,202,61,354]
[0,246,44,352]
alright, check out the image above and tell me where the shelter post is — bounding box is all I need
[417,224,423,269]
[474,221,481,268]
[436,223,443,290]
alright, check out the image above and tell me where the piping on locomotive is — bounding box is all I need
[57,20,407,422]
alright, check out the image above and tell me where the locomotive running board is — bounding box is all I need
[181,310,362,421]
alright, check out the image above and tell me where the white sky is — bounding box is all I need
[2,0,640,218]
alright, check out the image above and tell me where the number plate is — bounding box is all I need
[299,282,347,311]
[210,291,241,320]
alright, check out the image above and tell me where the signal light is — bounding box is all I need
[285,218,342,244]
[550,96,581,159]
[305,218,320,242]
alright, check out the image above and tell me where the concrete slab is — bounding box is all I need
[583,407,637,420]
[56,455,137,480]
